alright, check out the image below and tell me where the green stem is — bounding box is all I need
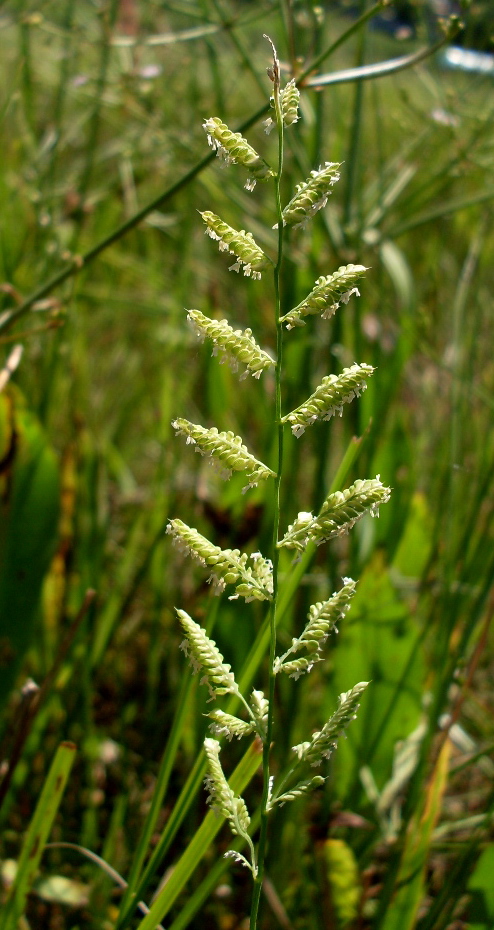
[249,49,285,930]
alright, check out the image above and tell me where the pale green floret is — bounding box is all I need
[278,477,392,552]
[264,78,300,134]
[281,364,375,437]
[200,211,270,279]
[203,117,274,190]
[292,682,369,766]
[187,309,275,380]
[177,609,239,700]
[167,518,273,601]
[281,265,368,330]
[274,578,356,680]
[171,418,276,491]
[279,162,341,228]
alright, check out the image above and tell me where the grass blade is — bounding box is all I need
[0,741,76,930]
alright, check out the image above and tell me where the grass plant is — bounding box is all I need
[0,1,494,928]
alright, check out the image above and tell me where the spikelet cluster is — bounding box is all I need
[207,688,268,742]
[281,364,374,437]
[264,78,300,134]
[172,418,275,490]
[270,775,326,809]
[278,477,392,552]
[274,578,356,679]
[207,710,256,741]
[279,162,341,229]
[250,689,269,739]
[177,609,239,700]
[281,265,368,330]
[200,211,270,279]
[292,682,369,766]
[203,117,274,190]
[204,738,252,835]
[187,309,275,380]
[167,519,273,601]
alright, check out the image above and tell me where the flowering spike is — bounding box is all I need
[171,418,275,491]
[203,117,274,189]
[269,775,326,808]
[207,709,256,741]
[204,737,252,838]
[250,690,269,739]
[264,78,300,134]
[278,477,392,552]
[278,162,341,229]
[292,682,369,766]
[176,609,240,700]
[281,364,375,437]
[167,519,273,601]
[281,265,368,330]
[274,578,356,679]
[187,309,275,380]
[200,211,270,279]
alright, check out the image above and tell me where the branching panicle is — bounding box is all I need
[187,309,275,379]
[169,39,392,917]
[281,364,375,437]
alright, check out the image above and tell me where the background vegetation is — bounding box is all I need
[0,1,493,928]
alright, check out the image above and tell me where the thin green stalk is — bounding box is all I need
[249,47,285,930]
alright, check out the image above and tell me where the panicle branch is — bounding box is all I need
[187,309,275,380]
[200,211,270,279]
[274,577,356,679]
[167,518,273,601]
[269,775,326,808]
[281,265,367,330]
[203,117,274,190]
[264,78,300,134]
[176,609,240,700]
[281,363,374,437]
[204,737,252,836]
[292,682,369,766]
[171,418,275,491]
[278,477,392,552]
[207,710,256,741]
[278,162,341,228]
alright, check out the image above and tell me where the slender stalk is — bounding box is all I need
[249,44,285,930]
